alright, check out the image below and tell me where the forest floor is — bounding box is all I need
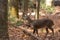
[8,15,60,40]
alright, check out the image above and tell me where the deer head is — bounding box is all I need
[23,15,33,23]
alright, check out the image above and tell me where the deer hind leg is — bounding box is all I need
[48,27,54,35]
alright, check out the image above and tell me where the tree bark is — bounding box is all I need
[23,0,29,16]
[35,0,40,19]
[0,0,9,40]
[15,0,19,19]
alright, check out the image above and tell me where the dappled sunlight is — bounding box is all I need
[7,0,60,40]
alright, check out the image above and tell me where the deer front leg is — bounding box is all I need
[33,28,36,34]
[33,28,38,36]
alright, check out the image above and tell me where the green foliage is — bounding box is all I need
[40,0,54,13]
[45,6,54,13]
[8,17,24,26]
[16,21,23,26]
[8,17,17,24]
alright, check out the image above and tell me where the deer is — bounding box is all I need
[23,15,54,36]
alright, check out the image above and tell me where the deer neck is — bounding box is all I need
[28,18,32,23]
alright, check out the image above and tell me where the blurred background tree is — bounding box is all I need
[8,0,55,24]
[0,0,9,40]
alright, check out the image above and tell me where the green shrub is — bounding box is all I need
[8,17,17,24]
[40,0,54,13]
[16,20,23,26]
[45,6,54,13]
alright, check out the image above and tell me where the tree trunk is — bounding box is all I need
[15,0,19,19]
[35,0,40,19]
[23,0,29,16]
[0,0,9,40]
